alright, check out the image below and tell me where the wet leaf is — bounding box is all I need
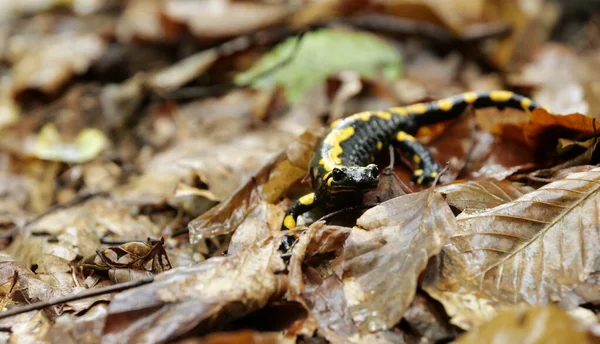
[443,167,600,306]
[188,130,320,244]
[524,108,596,148]
[342,187,456,332]
[103,237,287,343]
[236,29,402,102]
[454,305,591,344]
[438,180,534,212]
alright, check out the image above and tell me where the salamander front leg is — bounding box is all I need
[395,131,441,185]
[279,192,317,252]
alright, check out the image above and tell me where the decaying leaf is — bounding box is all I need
[103,237,287,343]
[188,130,320,244]
[341,186,456,332]
[454,305,592,344]
[438,179,534,212]
[236,29,403,102]
[11,33,107,95]
[442,167,600,307]
[81,238,171,279]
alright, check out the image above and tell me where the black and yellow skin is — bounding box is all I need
[280,91,540,250]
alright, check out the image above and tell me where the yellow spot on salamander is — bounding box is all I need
[413,169,424,176]
[299,193,315,206]
[377,142,383,151]
[389,107,408,115]
[463,92,478,104]
[283,215,296,229]
[375,111,392,120]
[370,156,375,162]
[322,171,331,181]
[490,90,513,102]
[321,126,355,171]
[430,171,438,178]
[413,155,421,164]
[408,103,428,114]
[396,131,415,142]
[521,97,532,110]
[437,98,454,111]
[357,112,371,121]
[330,119,343,128]
[327,178,333,187]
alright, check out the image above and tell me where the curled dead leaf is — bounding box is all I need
[342,187,456,332]
[188,130,320,244]
[103,237,286,342]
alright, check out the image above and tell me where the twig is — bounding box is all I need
[0,276,155,321]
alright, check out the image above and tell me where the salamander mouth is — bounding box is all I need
[329,181,379,192]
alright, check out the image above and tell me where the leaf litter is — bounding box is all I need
[0,1,599,343]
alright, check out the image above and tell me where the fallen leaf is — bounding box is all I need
[46,304,108,344]
[180,330,282,344]
[454,305,591,344]
[438,179,534,211]
[236,29,403,102]
[163,0,290,38]
[187,130,319,244]
[103,237,287,343]
[25,124,107,164]
[342,187,456,332]
[11,33,107,96]
[443,167,600,306]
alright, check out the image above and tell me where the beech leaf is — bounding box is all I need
[445,167,600,305]
[342,187,456,332]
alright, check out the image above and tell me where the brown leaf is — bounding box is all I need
[103,237,287,343]
[524,108,596,148]
[454,305,592,344]
[403,293,456,341]
[188,130,320,244]
[443,167,600,306]
[179,331,282,344]
[163,0,290,38]
[12,33,107,96]
[438,179,534,212]
[47,304,108,344]
[463,132,536,181]
[342,187,456,332]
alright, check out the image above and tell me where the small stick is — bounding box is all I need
[0,276,155,321]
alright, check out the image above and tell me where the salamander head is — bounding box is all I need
[327,164,379,192]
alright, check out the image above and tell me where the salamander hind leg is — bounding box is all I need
[394,131,441,186]
[280,192,317,252]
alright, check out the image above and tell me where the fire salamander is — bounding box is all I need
[280,90,540,250]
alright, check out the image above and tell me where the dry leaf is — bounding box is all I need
[443,167,600,306]
[454,305,592,344]
[103,237,287,343]
[438,179,534,211]
[12,33,106,95]
[342,187,456,332]
[188,130,319,244]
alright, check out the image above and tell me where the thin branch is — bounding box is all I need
[0,276,154,321]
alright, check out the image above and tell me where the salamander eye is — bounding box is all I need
[332,167,345,180]
[367,164,379,179]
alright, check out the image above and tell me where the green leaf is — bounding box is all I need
[235,29,402,103]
